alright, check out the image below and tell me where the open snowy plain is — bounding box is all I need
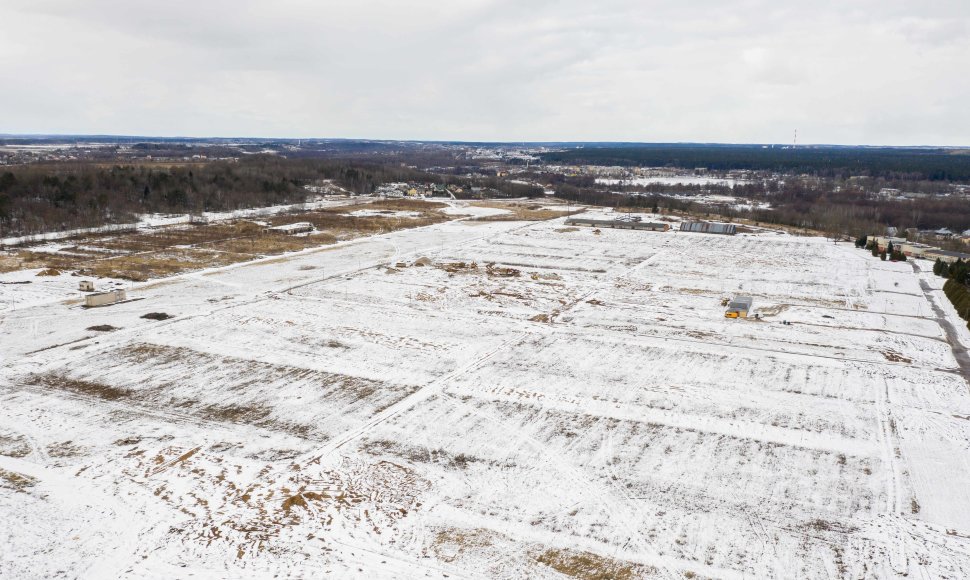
[3,202,970,578]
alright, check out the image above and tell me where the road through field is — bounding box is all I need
[913,263,970,384]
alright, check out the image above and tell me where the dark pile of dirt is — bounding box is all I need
[141,312,172,321]
[86,324,120,332]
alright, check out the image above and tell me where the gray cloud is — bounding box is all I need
[1,0,968,144]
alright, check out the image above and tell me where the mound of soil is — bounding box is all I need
[86,325,119,332]
[141,312,172,321]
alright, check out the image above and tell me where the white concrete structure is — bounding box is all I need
[84,289,126,307]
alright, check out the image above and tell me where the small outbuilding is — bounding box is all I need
[79,280,95,292]
[85,289,126,308]
[725,296,753,318]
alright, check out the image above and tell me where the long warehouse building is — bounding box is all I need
[679,221,737,235]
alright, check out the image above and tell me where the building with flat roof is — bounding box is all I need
[725,296,753,318]
[680,222,737,235]
[925,249,970,264]
[565,218,669,231]
[85,289,126,307]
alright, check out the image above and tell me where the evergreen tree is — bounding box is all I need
[954,289,970,314]
[934,259,943,276]
[954,260,969,284]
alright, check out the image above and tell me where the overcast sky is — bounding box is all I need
[2,0,969,145]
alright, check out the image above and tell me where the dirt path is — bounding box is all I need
[912,263,970,383]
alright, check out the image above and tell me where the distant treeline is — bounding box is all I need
[540,145,970,181]
[0,157,543,238]
[552,175,970,235]
[0,158,430,237]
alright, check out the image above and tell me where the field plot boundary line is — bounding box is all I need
[551,324,957,375]
[784,320,946,342]
[276,218,541,297]
[437,390,682,580]
[304,332,530,464]
[5,381,312,448]
[580,298,945,341]
[774,301,933,320]
[458,381,877,457]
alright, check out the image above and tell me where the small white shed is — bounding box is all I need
[85,289,126,307]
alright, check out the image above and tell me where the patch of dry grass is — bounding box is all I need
[361,439,482,469]
[535,548,652,580]
[431,527,495,563]
[367,198,447,212]
[0,468,37,493]
[1,199,453,281]
[0,253,25,274]
[470,202,577,222]
[202,404,274,424]
[4,251,79,273]
[112,342,416,431]
[27,372,130,401]
[85,248,252,281]
[207,235,316,255]
[0,434,31,458]
[270,208,446,240]
[46,440,87,458]
[883,350,912,364]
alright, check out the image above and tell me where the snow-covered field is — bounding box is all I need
[3,212,970,578]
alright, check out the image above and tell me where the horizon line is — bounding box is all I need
[1,133,968,149]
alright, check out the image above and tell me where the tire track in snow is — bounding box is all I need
[912,263,970,386]
[874,359,908,575]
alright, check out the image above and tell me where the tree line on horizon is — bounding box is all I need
[0,158,431,237]
[0,157,545,238]
[539,145,970,181]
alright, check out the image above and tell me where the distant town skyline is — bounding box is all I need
[3,0,969,145]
